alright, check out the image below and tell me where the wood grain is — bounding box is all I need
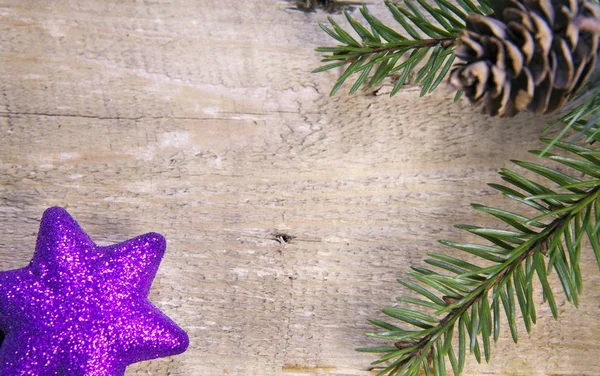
[0,1,599,375]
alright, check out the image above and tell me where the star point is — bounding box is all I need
[0,207,189,375]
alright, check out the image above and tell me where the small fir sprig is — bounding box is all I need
[313,0,492,97]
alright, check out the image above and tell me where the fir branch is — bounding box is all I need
[313,1,492,96]
[358,126,600,375]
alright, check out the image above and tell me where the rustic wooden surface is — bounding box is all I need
[1,1,600,375]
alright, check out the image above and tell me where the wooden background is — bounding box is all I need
[1,1,599,375]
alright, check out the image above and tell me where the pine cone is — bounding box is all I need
[449,0,600,118]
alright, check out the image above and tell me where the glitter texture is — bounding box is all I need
[0,207,189,375]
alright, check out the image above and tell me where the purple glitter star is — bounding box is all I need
[0,207,189,375]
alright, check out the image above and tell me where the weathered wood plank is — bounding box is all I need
[1,1,599,375]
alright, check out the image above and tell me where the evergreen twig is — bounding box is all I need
[314,0,600,143]
[313,1,492,96]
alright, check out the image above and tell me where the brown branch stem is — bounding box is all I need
[341,37,456,62]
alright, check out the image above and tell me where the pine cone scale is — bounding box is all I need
[466,14,507,39]
[530,12,553,54]
[547,87,569,113]
[514,68,535,111]
[552,38,575,89]
[491,66,508,98]
[484,82,511,116]
[527,50,549,85]
[566,24,579,49]
[528,73,553,113]
[469,61,490,100]
[528,0,555,25]
[505,40,525,76]
[508,22,535,62]
[504,8,534,30]
[455,32,485,60]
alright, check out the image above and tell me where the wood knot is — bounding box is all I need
[273,232,295,244]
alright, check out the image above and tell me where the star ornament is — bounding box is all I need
[0,207,189,375]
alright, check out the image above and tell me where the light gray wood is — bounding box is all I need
[1,1,599,375]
